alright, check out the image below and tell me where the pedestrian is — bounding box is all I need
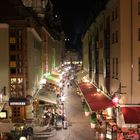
[61,113,65,124]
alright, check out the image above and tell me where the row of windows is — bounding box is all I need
[97,57,140,82]
[9,29,25,97]
[10,78,24,97]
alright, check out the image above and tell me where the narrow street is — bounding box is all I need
[47,81,97,140]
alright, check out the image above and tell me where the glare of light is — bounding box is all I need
[106,107,113,116]
[90,123,96,128]
[97,88,101,92]
[40,78,46,85]
[112,96,119,105]
[59,83,63,87]
[55,14,58,18]
[20,136,27,140]
[60,75,63,80]
[61,96,65,102]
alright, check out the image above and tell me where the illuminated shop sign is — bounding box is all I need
[0,110,7,119]
[9,102,26,106]
[9,98,27,106]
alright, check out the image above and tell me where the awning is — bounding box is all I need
[46,75,60,85]
[78,82,115,112]
[36,89,57,104]
[121,106,140,124]
[51,71,61,78]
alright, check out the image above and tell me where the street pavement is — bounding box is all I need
[46,81,104,140]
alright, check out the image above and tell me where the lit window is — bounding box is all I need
[9,37,16,44]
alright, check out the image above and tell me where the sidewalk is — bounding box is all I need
[47,81,105,140]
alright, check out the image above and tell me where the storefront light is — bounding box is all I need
[40,78,46,85]
[106,107,113,116]
[0,94,2,102]
[96,88,101,92]
[20,136,26,140]
[112,96,119,105]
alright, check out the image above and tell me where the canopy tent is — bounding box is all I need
[51,71,61,78]
[121,105,140,124]
[36,89,57,104]
[78,82,115,112]
[46,75,60,86]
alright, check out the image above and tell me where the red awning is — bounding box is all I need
[121,106,140,124]
[78,82,115,111]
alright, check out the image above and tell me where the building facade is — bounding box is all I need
[0,0,64,122]
[82,0,140,127]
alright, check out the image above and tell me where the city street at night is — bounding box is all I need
[33,80,103,140]
[0,0,140,140]
[47,82,97,140]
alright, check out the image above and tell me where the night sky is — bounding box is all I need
[52,0,108,51]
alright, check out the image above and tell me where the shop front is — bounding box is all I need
[9,97,27,123]
[78,82,117,138]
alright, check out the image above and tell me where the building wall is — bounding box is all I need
[84,0,140,105]
[0,24,9,97]
[96,12,105,91]
[119,0,132,104]
[131,0,140,103]
[26,28,42,118]
[82,31,89,72]
[27,28,42,96]
[105,0,121,96]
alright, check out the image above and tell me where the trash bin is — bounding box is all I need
[63,121,68,129]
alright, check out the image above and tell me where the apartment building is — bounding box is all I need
[82,0,140,127]
[0,0,64,123]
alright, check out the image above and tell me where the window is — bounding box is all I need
[138,58,140,81]
[112,58,115,78]
[112,10,114,21]
[115,7,118,19]
[10,68,16,74]
[10,55,16,61]
[106,58,110,78]
[112,32,115,44]
[9,37,16,44]
[138,2,140,15]
[138,28,140,41]
[116,58,118,79]
[115,31,118,42]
